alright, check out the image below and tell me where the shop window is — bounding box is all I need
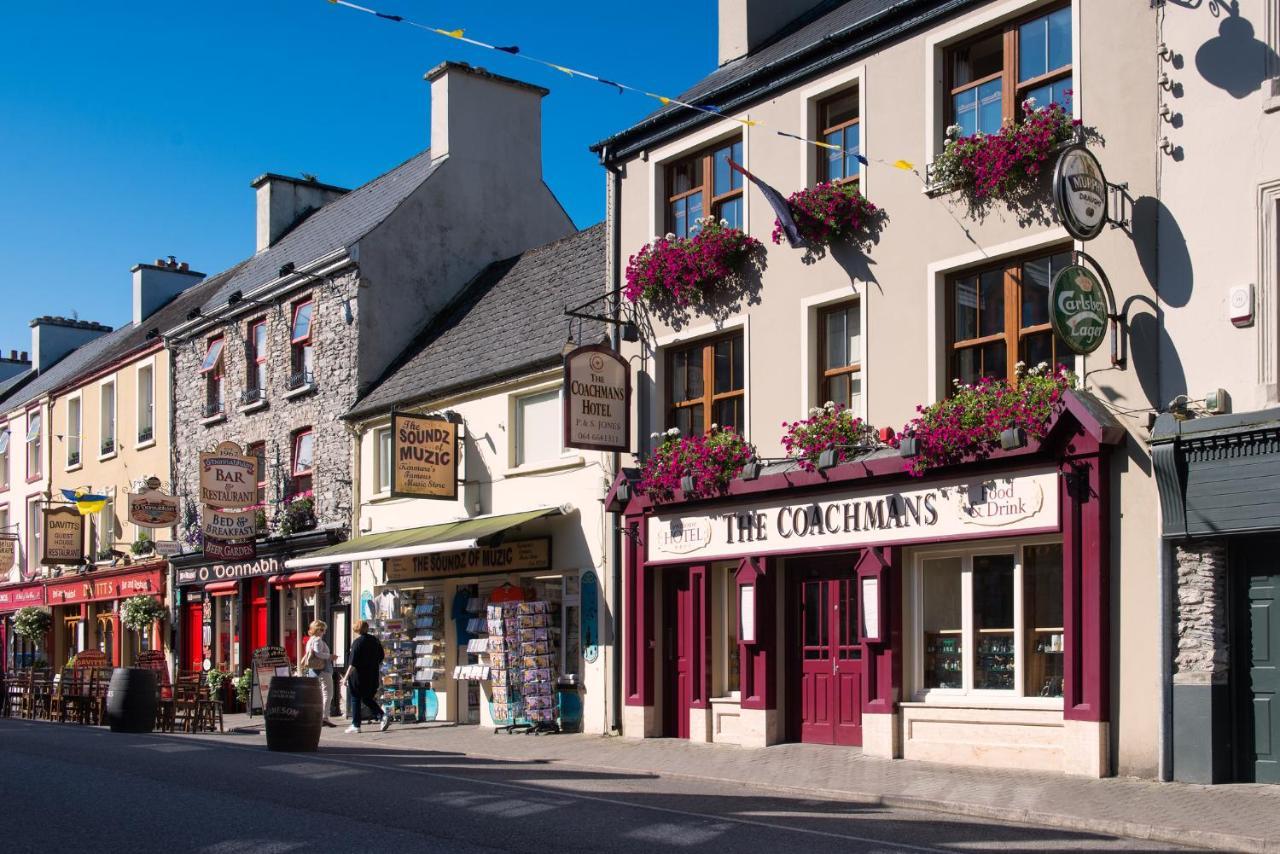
[0,427,9,489]
[514,388,565,467]
[666,138,744,237]
[200,336,225,417]
[374,427,392,493]
[66,396,82,468]
[216,594,240,671]
[99,380,116,457]
[666,332,745,436]
[291,428,314,499]
[818,88,861,184]
[246,318,267,399]
[25,410,41,479]
[717,564,741,697]
[946,3,1072,138]
[136,363,154,444]
[948,248,1074,387]
[915,543,1062,698]
[289,299,314,390]
[817,300,862,412]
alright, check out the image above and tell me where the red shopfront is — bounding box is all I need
[0,582,48,671]
[44,563,166,669]
[612,393,1122,777]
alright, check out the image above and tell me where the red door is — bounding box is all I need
[248,579,268,656]
[794,563,863,746]
[663,569,693,739]
[182,602,204,672]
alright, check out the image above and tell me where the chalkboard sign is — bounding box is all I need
[251,646,291,714]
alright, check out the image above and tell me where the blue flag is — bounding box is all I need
[728,160,804,248]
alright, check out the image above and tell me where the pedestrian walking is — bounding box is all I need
[300,620,336,727]
[344,619,389,733]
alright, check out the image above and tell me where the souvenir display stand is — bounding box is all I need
[487,593,559,735]
[371,587,443,724]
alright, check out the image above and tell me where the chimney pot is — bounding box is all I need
[718,0,825,65]
[250,173,349,252]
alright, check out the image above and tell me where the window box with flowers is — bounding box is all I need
[773,182,886,258]
[782,402,880,472]
[277,497,316,536]
[625,218,763,318]
[639,426,756,503]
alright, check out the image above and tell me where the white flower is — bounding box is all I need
[808,407,822,417]
[823,401,836,410]
[664,233,675,241]
[710,423,719,431]
[719,218,729,228]
[650,432,660,440]
[945,123,963,138]
[1023,96,1037,109]
[666,427,680,437]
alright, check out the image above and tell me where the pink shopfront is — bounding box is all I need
[610,394,1122,777]
[0,582,47,670]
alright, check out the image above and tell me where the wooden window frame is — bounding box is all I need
[664,331,745,436]
[943,1,1072,133]
[817,90,861,185]
[946,245,1072,387]
[247,318,267,392]
[290,428,314,499]
[816,301,863,408]
[664,139,744,237]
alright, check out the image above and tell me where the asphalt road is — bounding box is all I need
[0,718,1190,853]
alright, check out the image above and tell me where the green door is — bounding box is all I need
[1248,570,1280,783]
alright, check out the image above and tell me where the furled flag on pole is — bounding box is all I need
[727,160,804,248]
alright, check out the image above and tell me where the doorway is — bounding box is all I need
[182,600,204,672]
[247,578,268,658]
[788,558,863,746]
[1237,538,1280,783]
[662,568,693,739]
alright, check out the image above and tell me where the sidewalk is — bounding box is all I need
[216,713,1280,852]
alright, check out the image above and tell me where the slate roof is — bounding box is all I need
[185,149,441,319]
[347,223,606,419]
[591,0,979,157]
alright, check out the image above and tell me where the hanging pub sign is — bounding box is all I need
[1049,263,1110,355]
[202,507,257,541]
[0,534,16,571]
[128,489,180,529]
[1053,144,1108,241]
[42,505,85,565]
[563,344,630,452]
[390,411,458,500]
[204,536,257,561]
[199,441,260,508]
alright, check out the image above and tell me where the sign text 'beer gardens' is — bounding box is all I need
[391,412,458,500]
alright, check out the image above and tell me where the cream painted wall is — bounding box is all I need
[612,0,1162,775]
[352,369,615,734]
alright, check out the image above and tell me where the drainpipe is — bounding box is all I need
[602,145,624,735]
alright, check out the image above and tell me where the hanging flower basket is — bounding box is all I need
[120,594,167,632]
[931,98,1082,212]
[781,402,880,472]
[896,363,1076,477]
[624,218,763,310]
[639,426,757,503]
[13,606,51,643]
[773,181,884,252]
[278,497,316,536]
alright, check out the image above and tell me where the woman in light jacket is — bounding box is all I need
[303,620,336,727]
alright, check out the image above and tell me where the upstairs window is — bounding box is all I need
[818,301,862,412]
[290,300,314,388]
[247,319,267,398]
[374,428,392,493]
[666,139,744,237]
[247,440,267,525]
[99,380,116,457]
[66,397,82,468]
[0,428,9,489]
[25,411,41,479]
[946,3,1072,137]
[291,428,314,499]
[818,89,861,184]
[514,389,565,467]
[666,332,745,437]
[136,364,154,444]
[201,337,225,417]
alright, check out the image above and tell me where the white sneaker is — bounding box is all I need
[344,725,360,734]
[379,717,391,732]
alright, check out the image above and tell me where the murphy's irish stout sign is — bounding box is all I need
[564,344,630,452]
[391,412,458,500]
[199,441,260,508]
[43,506,85,565]
[1053,144,1108,241]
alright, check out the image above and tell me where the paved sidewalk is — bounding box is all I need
[216,714,1278,852]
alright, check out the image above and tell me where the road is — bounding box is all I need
[0,718,1189,853]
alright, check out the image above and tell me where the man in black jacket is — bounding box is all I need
[343,620,388,733]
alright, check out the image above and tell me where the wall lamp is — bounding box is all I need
[999,427,1027,451]
[680,475,696,493]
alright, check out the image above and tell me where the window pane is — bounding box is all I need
[715,196,743,230]
[292,303,313,341]
[845,303,861,366]
[690,404,704,436]
[952,31,1003,86]
[1025,76,1073,110]
[978,269,1005,337]
[973,554,1015,690]
[672,349,687,401]
[253,323,266,357]
[1018,14,1049,82]
[516,389,562,466]
[673,407,692,437]
[953,88,978,138]
[1048,7,1071,73]
[922,557,963,690]
[1022,256,1052,326]
[295,432,314,472]
[1025,544,1064,698]
[378,430,391,490]
[686,349,704,399]
[713,397,743,432]
[824,375,850,409]
[1021,330,1055,371]
[956,341,1007,386]
[849,375,863,415]
[714,339,734,393]
[843,124,862,178]
[977,78,1003,134]
[823,90,859,129]
[200,339,223,373]
[824,131,845,180]
[672,161,694,194]
[713,142,742,195]
[955,277,978,340]
[825,308,848,370]
[671,197,687,238]
[686,192,704,232]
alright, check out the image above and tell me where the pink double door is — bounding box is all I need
[792,561,863,746]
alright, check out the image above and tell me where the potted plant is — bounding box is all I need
[773,181,885,256]
[233,668,253,706]
[13,606,51,645]
[120,594,167,654]
[624,217,763,311]
[130,533,154,557]
[278,497,316,535]
[781,402,880,472]
[639,426,756,503]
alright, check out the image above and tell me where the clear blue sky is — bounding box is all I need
[0,1,716,340]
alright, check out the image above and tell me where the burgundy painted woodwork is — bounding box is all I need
[1062,450,1110,722]
[248,578,268,658]
[689,565,712,708]
[858,547,900,714]
[736,557,776,710]
[790,557,863,746]
[183,602,203,672]
[625,520,655,707]
[663,568,693,738]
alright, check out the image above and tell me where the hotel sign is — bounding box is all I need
[391,412,458,500]
[385,538,551,582]
[647,468,1060,563]
[564,344,630,452]
[128,489,180,529]
[199,442,260,508]
[42,506,85,565]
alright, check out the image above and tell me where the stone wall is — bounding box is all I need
[171,270,359,537]
[1173,540,1229,685]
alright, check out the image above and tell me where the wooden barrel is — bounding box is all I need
[264,676,323,752]
[106,667,158,733]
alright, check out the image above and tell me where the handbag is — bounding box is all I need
[300,642,321,672]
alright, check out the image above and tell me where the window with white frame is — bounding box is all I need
[915,541,1063,699]
[514,388,565,467]
[290,299,314,388]
[201,336,225,416]
[137,363,154,443]
[0,427,9,489]
[66,396,82,468]
[0,505,9,572]
[99,380,116,456]
[291,428,314,498]
[817,300,862,412]
[375,427,392,493]
[97,494,115,559]
[27,497,41,572]
[25,410,41,478]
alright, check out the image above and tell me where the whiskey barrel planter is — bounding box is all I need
[264,676,323,752]
[106,667,158,733]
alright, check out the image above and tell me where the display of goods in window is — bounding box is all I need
[624,218,762,311]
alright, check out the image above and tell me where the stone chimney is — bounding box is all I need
[426,62,548,178]
[251,174,349,252]
[0,349,30,383]
[718,0,826,65]
[131,256,205,325]
[29,317,111,373]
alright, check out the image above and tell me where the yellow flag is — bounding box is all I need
[436,28,465,39]
[76,499,107,516]
[893,159,915,171]
[741,119,759,127]
[550,64,576,76]
[657,96,671,105]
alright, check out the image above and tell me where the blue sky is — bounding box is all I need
[0,1,716,338]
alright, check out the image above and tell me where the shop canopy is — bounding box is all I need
[282,505,570,569]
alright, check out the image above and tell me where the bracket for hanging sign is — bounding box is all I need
[1067,249,1126,369]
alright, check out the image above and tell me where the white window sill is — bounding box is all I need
[505,455,585,478]
[134,438,156,451]
[283,383,316,401]
[65,462,82,473]
[98,450,118,462]
[238,399,269,415]
[201,413,227,427]
[901,696,1064,712]
[709,695,741,707]
[367,491,407,506]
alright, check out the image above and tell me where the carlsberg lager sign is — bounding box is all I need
[1050,264,1108,355]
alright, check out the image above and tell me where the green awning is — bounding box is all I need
[283,505,567,569]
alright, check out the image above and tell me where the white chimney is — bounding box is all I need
[426,62,548,178]
[718,0,826,65]
[29,317,111,373]
[131,257,205,325]
[251,174,349,252]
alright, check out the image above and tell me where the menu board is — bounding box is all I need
[251,646,291,713]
